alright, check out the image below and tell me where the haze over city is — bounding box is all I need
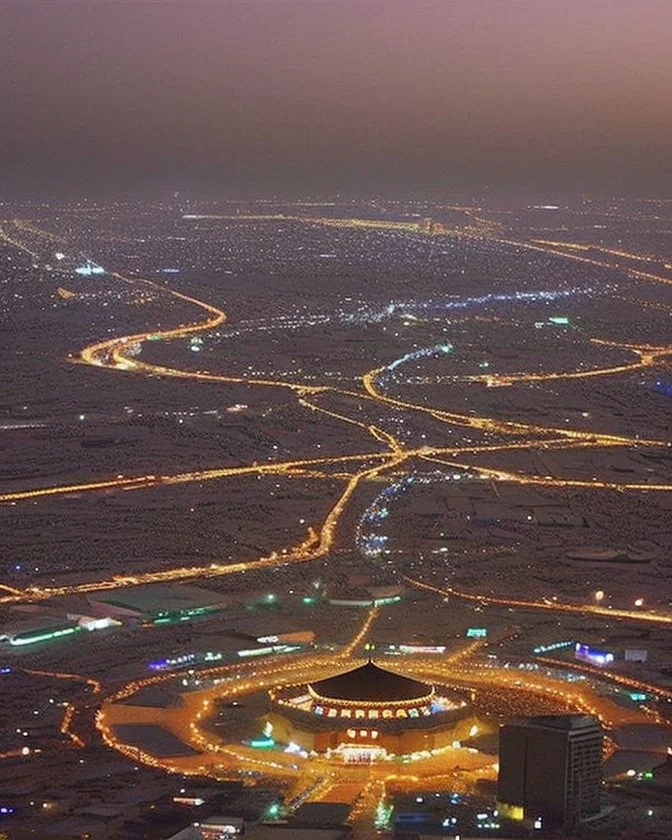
[1,3,672,840]
[2,0,672,196]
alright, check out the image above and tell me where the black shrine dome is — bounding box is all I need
[309,661,432,703]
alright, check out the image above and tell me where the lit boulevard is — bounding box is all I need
[402,575,672,628]
[2,217,672,637]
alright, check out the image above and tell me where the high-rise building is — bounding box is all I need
[497,714,602,831]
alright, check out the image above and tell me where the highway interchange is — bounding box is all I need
[1,214,672,627]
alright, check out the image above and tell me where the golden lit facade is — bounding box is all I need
[268,661,470,761]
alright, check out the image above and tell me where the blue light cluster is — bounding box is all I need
[378,343,454,389]
[345,286,589,325]
[213,286,590,360]
[532,640,574,655]
[74,260,105,276]
[359,533,388,556]
[148,651,223,671]
[650,379,672,398]
[357,474,416,558]
[363,504,389,524]
[356,471,475,560]
[575,643,614,666]
[149,653,197,671]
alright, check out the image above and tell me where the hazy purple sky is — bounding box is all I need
[2,0,671,197]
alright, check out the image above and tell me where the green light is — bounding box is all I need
[152,605,219,625]
[9,625,82,646]
[466,627,487,638]
[265,594,277,603]
[549,316,570,325]
[266,802,281,818]
[375,800,394,829]
[250,736,275,749]
[237,644,302,658]
[302,596,315,605]
[203,651,222,662]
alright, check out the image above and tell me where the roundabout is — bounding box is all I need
[94,615,657,821]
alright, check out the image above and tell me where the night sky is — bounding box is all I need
[2,0,671,198]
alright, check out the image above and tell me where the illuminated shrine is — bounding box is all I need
[267,661,473,761]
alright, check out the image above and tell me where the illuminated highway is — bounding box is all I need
[0,460,400,605]
[451,338,672,387]
[362,360,670,449]
[2,215,672,630]
[402,575,672,627]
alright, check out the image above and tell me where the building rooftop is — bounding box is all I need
[1,614,79,638]
[309,661,432,703]
[87,584,227,615]
[516,714,601,731]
